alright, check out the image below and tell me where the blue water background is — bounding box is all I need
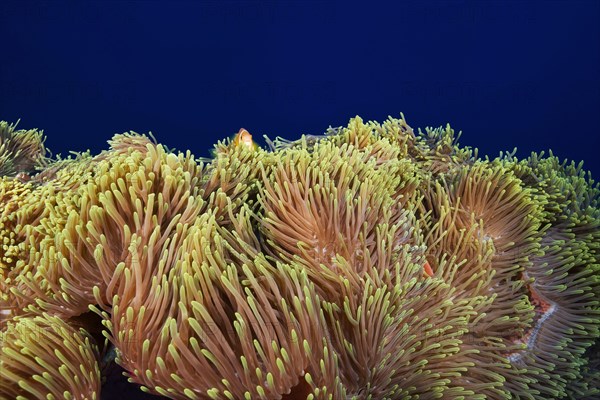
[1,1,599,177]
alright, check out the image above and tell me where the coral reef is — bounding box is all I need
[0,116,599,399]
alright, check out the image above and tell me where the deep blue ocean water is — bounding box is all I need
[0,1,598,177]
[0,2,598,398]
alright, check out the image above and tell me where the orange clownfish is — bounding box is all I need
[233,128,257,150]
[423,260,434,277]
[15,172,31,183]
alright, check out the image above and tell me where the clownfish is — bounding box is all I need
[15,172,31,183]
[233,128,256,150]
[423,260,434,277]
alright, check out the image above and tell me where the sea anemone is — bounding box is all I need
[0,116,598,399]
[0,313,101,399]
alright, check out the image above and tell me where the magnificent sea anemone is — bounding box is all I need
[0,116,598,399]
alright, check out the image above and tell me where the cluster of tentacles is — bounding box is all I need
[0,116,599,399]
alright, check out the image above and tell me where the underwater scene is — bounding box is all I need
[0,116,598,399]
[1,1,599,399]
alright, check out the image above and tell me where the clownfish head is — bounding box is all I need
[234,128,254,149]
